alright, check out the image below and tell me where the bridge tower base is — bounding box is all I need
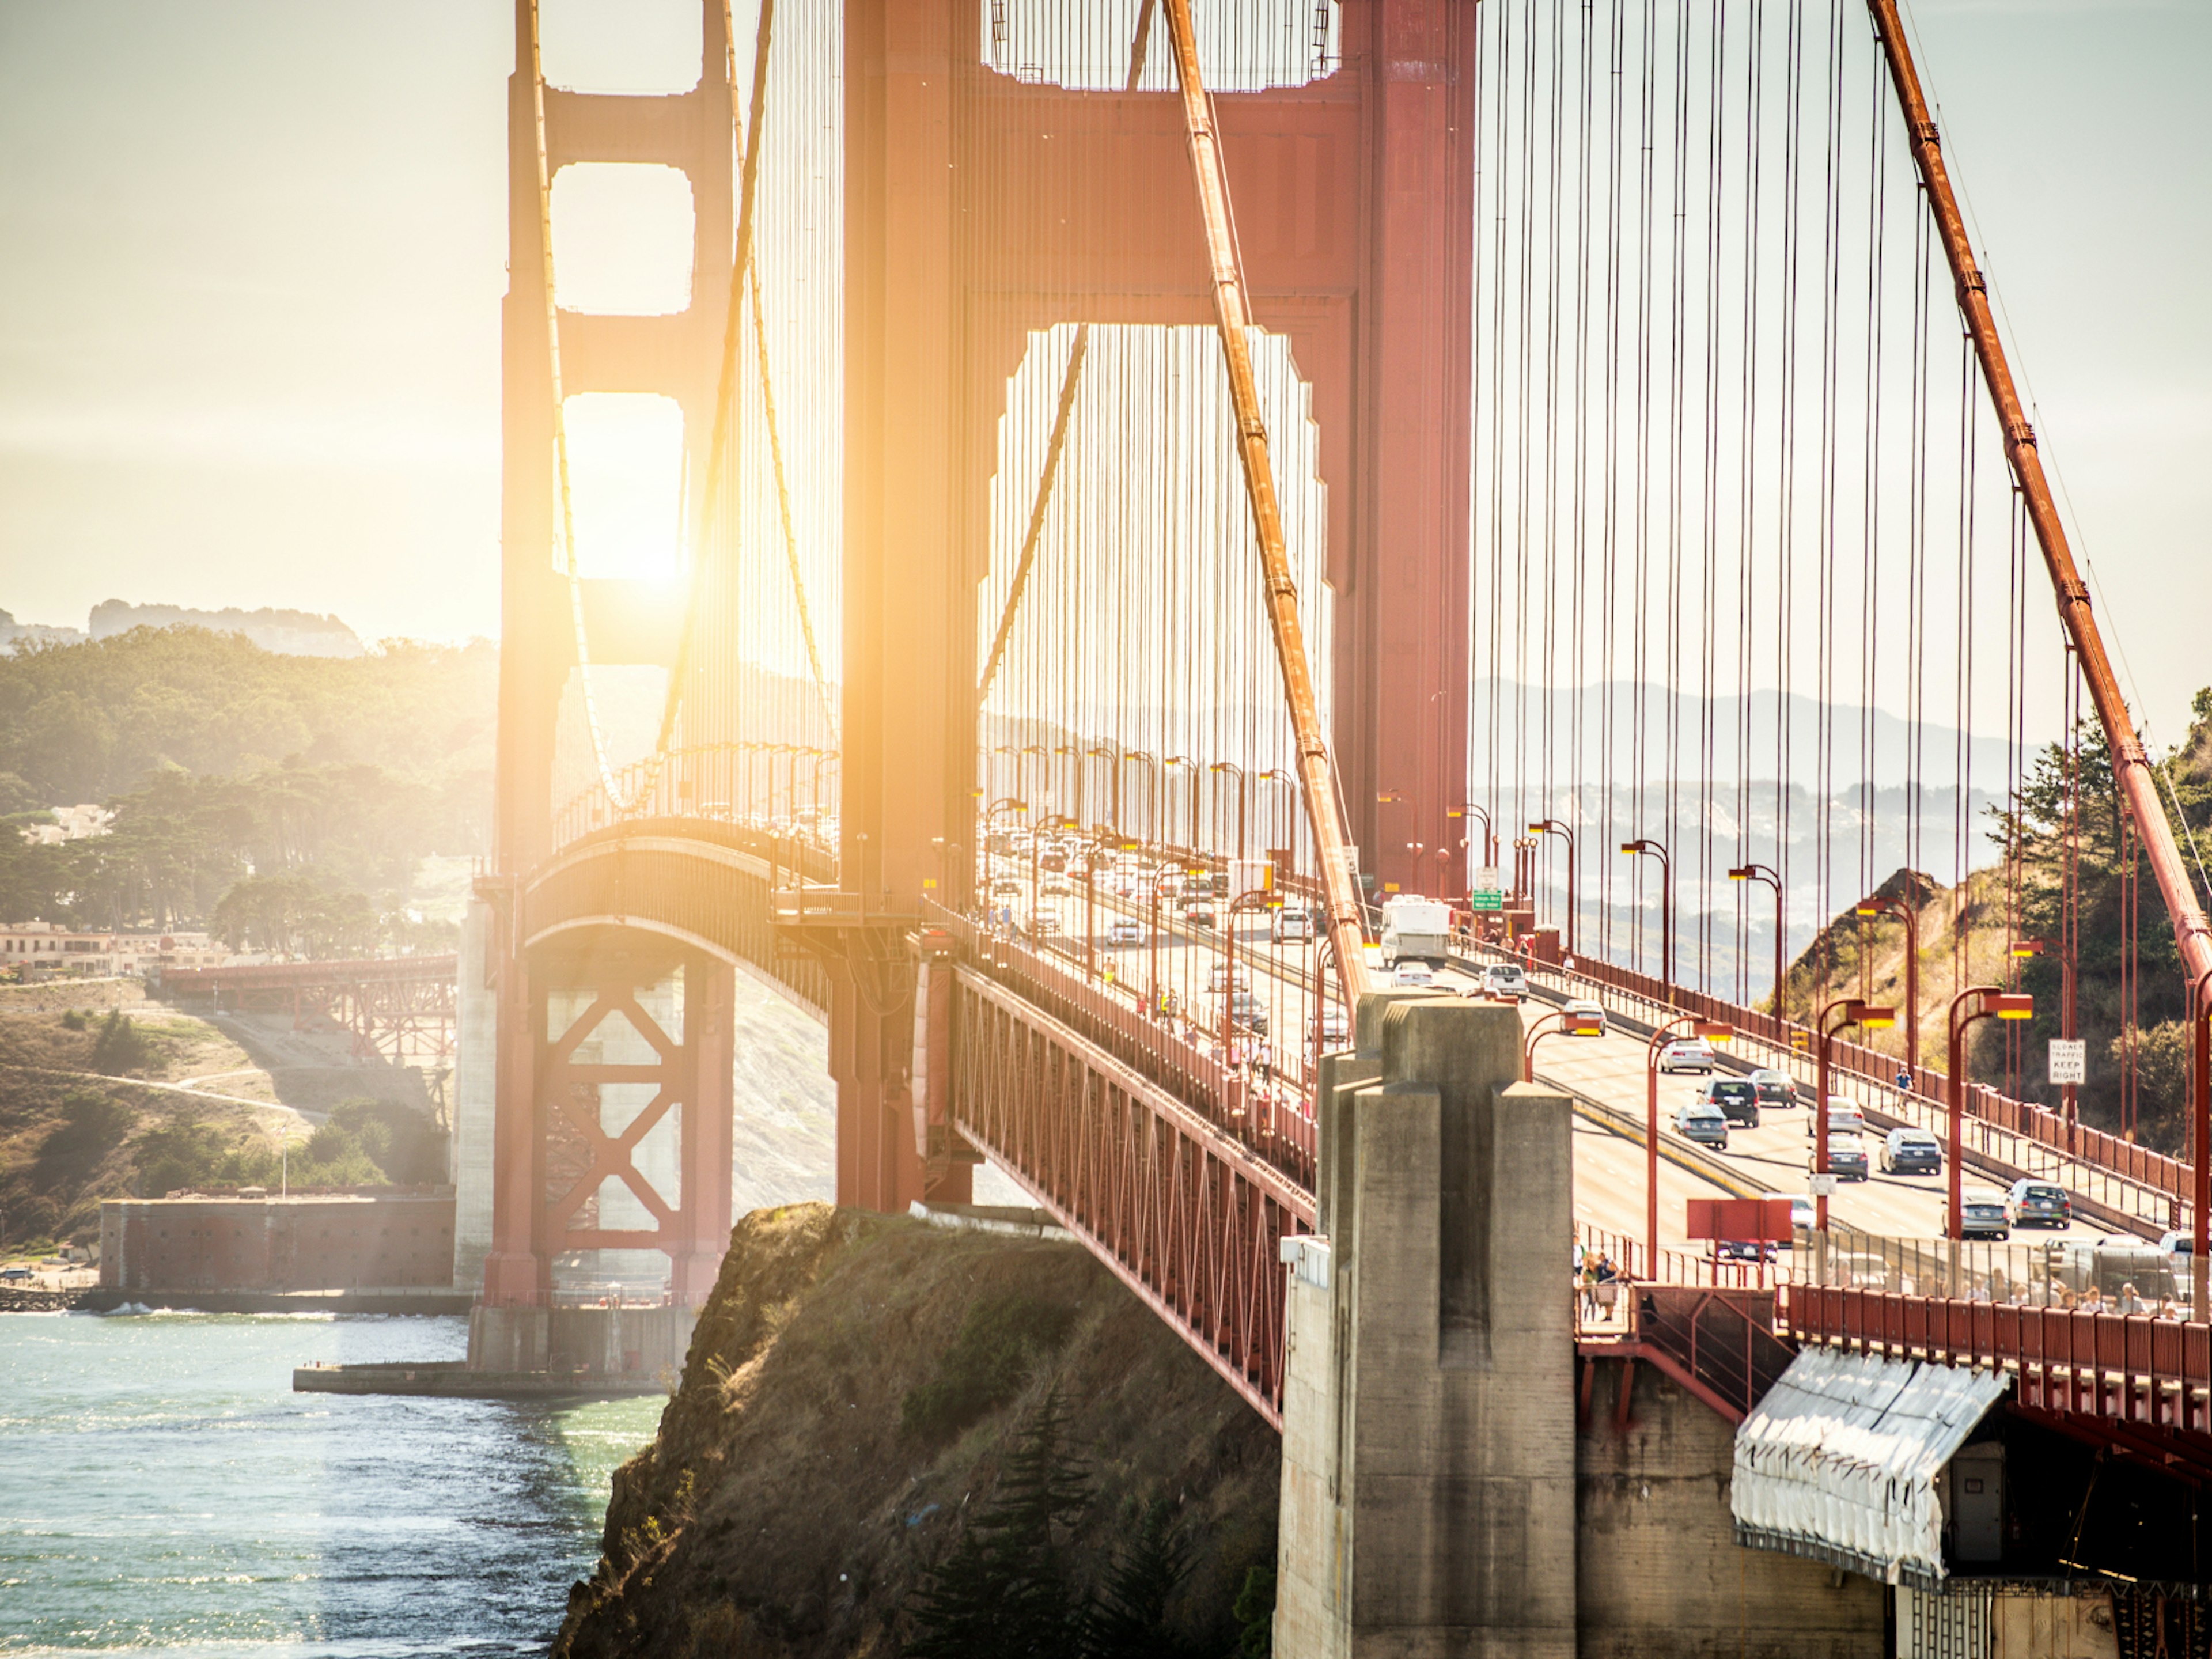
[1275,996,1577,1659]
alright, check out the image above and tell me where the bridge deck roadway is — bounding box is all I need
[982,852,2116,1259]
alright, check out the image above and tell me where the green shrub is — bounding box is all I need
[89,1012,155,1075]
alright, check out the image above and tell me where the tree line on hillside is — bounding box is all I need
[0,626,493,803]
[1983,692,2212,1153]
[0,627,493,950]
[1797,691,2212,1156]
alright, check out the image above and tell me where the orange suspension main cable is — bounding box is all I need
[1160,0,1372,1003]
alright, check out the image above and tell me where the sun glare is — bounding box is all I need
[559,392,686,582]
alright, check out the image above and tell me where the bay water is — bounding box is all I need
[0,1310,661,1656]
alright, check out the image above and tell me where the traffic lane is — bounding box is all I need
[1509,1009,2082,1242]
[1570,1114,1742,1249]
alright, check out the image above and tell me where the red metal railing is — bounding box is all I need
[1785,1283,2212,1434]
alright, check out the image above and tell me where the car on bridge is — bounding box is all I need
[1479,963,1529,1001]
[1694,1077,1760,1128]
[1764,1193,1817,1243]
[1748,1068,1798,1108]
[1943,1187,2012,1241]
[1657,1037,1716,1074]
[990,879,1022,897]
[1181,900,1217,929]
[1271,908,1313,944]
[1211,989,1269,1036]
[1206,963,1252,994]
[1392,961,1437,989]
[1807,1098,1869,1140]
[1562,997,1608,1035]
[1320,1005,1350,1043]
[2004,1179,2073,1230]
[1880,1127,1944,1175]
[1041,878,1073,897]
[1105,919,1145,946]
[1814,1132,1870,1181]
[1672,1099,1730,1150]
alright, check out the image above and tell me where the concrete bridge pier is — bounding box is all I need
[1275,994,1578,1659]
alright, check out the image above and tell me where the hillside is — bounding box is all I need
[0,626,495,942]
[554,1205,1279,1659]
[0,1001,444,1252]
[0,624,493,804]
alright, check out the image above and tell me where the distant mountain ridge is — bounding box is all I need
[0,601,363,659]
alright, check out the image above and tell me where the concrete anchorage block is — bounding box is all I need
[1276,993,1576,1659]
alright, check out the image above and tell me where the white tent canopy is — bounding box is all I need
[1732,1347,2009,1589]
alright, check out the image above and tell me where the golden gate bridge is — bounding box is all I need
[466,0,2212,1636]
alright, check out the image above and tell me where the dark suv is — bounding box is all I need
[1695,1077,1761,1129]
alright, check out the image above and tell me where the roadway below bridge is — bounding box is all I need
[978,849,2124,1259]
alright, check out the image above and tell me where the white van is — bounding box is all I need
[1379,895,1453,967]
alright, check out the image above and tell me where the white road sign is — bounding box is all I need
[2048,1039,2086,1087]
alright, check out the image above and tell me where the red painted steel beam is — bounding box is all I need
[950,965,1312,1426]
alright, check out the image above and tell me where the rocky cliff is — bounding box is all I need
[554,1203,1281,1658]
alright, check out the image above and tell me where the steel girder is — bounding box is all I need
[950,965,1314,1426]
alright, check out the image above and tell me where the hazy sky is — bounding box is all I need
[0,1,2205,735]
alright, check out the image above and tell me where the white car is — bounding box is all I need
[1392,961,1437,988]
[1657,1039,1716,1074]
[1482,964,1529,1000]
[1105,918,1145,946]
[1271,908,1315,944]
[1562,998,1607,1035]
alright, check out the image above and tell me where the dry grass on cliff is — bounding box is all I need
[554,1203,1280,1659]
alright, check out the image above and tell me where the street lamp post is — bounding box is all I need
[1645,1017,1735,1268]
[1210,761,1248,862]
[1165,756,1199,854]
[1087,742,1124,832]
[1944,987,2034,1240]
[1728,863,1786,1027]
[1856,892,1924,1071]
[1054,745,1088,828]
[1121,750,1161,850]
[1528,818,1578,955]
[1260,767,1296,872]
[1220,888,1275,1062]
[1619,838,1673,990]
[1815,999,1897,1232]
[1032,813,1077,944]
[1452,802,1497,879]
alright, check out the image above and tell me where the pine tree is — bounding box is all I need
[906,1387,1092,1659]
[1088,1497,1197,1659]
[1232,1565,1277,1658]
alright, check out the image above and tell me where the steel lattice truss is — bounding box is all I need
[164,957,457,1066]
[951,967,1314,1426]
